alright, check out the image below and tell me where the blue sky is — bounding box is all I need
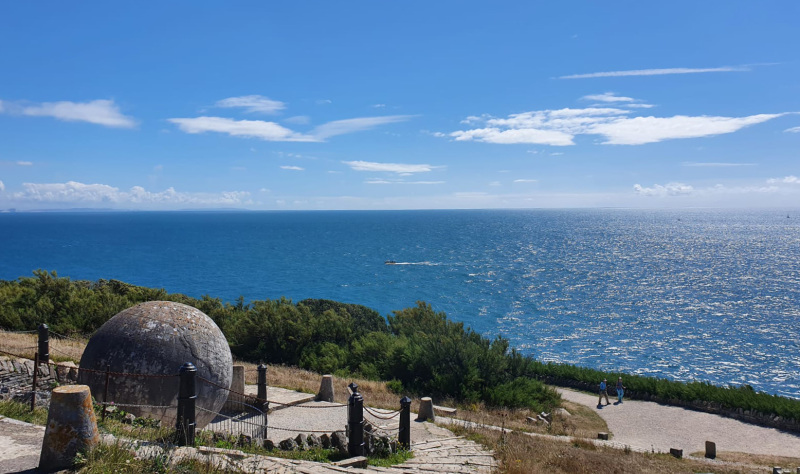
[1,2,799,210]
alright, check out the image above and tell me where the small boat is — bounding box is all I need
[384,260,397,265]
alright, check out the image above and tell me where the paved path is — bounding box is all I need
[0,416,44,473]
[558,387,800,457]
[0,390,497,474]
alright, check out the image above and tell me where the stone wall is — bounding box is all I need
[0,356,79,398]
[540,375,800,434]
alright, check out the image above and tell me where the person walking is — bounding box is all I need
[598,378,610,407]
[616,377,625,404]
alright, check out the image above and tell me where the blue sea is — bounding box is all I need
[2,209,799,398]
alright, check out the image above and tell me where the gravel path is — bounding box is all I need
[558,388,800,457]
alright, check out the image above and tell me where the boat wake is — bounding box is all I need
[385,261,438,266]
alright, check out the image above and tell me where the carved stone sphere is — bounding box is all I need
[78,301,232,428]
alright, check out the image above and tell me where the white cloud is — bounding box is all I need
[316,99,332,105]
[170,115,413,142]
[312,115,413,139]
[372,104,386,108]
[592,114,784,145]
[514,179,538,183]
[0,180,4,192]
[682,162,755,167]
[11,181,252,207]
[0,100,4,113]
[280,165,304,171]
[168,116,316,142]
[627,103,655,109]
[581,92,634,103]
[488,181,501,186]
[449,106,786,146]
[560,66,748,79]
[11,99,137,128]
[16,161,33,166]
[343,160,440,174]
[215,95,286,114]
[366,179,444,185]
[633,182,694,196]
[284,115,310,125]
[785,126,800,133]
[767,175,800,184]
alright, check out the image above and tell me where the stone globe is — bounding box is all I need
[78,301,233,428]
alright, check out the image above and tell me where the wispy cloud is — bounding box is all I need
[280,165,304,171]
[0,180,4,192]
[514,179,538,183]
[767,175,800,184]
[593,114,783,145]
[1,99,137,128]
[344,160,441,174]
[682,162,756,167]
[785,126,800,133]
[448,103,786,146]
[16,161,33,166]
[10,181,252,207]
[170,115,414,142]
[560,66,748,79]
[581,92,634,103]
[312,115,414,139]
[582,92,653,109]
[169,117,316,142]
[633,182,694,196]
[366,179,444,185]
[215,95,286,114]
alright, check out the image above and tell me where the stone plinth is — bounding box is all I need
[224,365,245,411]
[417,397,435,422]
[39,385,100,472]
[705,440,716,459]
[317,375,334,402]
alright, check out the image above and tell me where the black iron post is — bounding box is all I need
[347,382,364,457]
[257,363,268,409]
[176,362,197,446]
[399,396,412,450]
[37,324,49,363]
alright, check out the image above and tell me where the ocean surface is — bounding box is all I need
[2,209,799,398]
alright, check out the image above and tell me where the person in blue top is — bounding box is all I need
[598,378,610,406]
[616,377,626,403]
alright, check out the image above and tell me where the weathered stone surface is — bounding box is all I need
[331,430,347,454]
[39,385,100,472]
[705,440,716,459]
[263,439,275,450]
[294,433,307,449]
[279,438,298,451]
[320,433,331,448]
[418,397,435,422]
[316,374,334,402]
[78,301,233,429]
[307,434,322,448]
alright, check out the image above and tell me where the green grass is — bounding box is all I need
[368,448,413,467]
[0,399,48,425]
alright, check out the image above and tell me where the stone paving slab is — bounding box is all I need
[245,384,316,408]
[0,416,45,473]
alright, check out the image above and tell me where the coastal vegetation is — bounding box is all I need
[2,270,800,423]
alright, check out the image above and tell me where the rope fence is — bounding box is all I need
[2,324,416,454]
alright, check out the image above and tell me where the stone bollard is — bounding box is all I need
[317,374,335,402]
[772,468,782,474]
[669,448,683,458]
[417,397,435,422]
[705,440,716,459]
[39,385,100,472]
[224,365,245,411]
[597,432,609,441]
